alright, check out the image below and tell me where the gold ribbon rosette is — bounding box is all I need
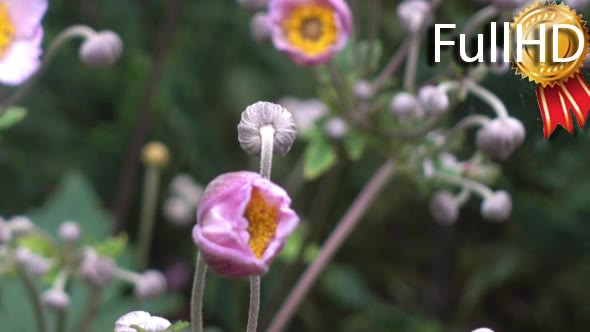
[511,1,590,138]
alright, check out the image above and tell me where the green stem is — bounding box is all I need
[78,289,102,332]
[190,253,208,332]
[137,165,162,269]
[18,268,48,332]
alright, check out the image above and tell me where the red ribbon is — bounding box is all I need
[536,73,590,138]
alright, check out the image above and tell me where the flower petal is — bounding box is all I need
[4,0,48,39]
[0,27,42,85]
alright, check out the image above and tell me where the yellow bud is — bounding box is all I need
[141,141,170,168]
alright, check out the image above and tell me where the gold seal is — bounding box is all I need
[511,1,589,87]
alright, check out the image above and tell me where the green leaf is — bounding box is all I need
[16,233,56,257]
[343,133,367,161]
[0,107,27,130]
[303,136,338,180]
[93,234,128,258]
[168,321,190,331]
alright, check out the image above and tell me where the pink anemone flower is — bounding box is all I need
[192,171,299,278]
[268,0,352,66]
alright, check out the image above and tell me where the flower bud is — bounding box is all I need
[397,0,431,32]
[238,101,297,156]
[251,12,271,43]
[8,216,33,236]
[390,92,419,117]
[141,141,170,168]
[164,197,193,226]
[193,171,299,278]
[58,221,81,243]
[418,85,449,114]
[278,97,327,133]
[80,251,115,288]
[79,30,123,67]
[135,270,167,299]
[237,0,268,10]
[323,117,348,139]
[15,247,51,277]
[115,311,171,332]
[429,191,459,225]
[481,191,512,222]
[0,219,12,245]
[476,117,525,160]
[353,80,374,100]
[472,329,494,332]
[42,289,70,311]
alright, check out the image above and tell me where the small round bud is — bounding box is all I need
[163,197,193,226]
[251,12,271,43]
[238,101,297,156]
[8,216,33,236]
[135,270,167,299]
[237,0,268,10]
[429,191,459,225]
[15,247,51,277]
[418,85,449,114]
[58,221,81,243]
[141,141,170,168]
[353,80,374,100]
[397,0,431,32]
[323,117,348,139]
[0,219,12,245]
[481,191,512,222]
[472,328,494,332]
[42,289,70,311]
[80,252,115,288]
[390,92,419,117]
[79,30,123,67]
[115,311,172,332]
[278,97,327,133]
[476,117,525,160]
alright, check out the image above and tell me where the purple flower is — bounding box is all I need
[192,171,299,278]
[268,0,352,66]
[0,0,47,85]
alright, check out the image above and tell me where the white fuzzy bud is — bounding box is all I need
[418,85,449,114]
[237,0,268,10]
[42,289,70,311]
[8,216,33,236]
[390,92,419,117]
[79,30,123,67]
[115,311,172,332]
[80,251,115,288]
[134,270,167,299]
[164,197,194,226]
[353,80,374,100]
[58,221,81,243]
[476,117,525,160]
[323,117,348,139]
[251,12,271,43]
[15,247,51,277]
[481,191,512,222]
[238,101,297,156]
[429,191,459,225]
[397,0,431,32]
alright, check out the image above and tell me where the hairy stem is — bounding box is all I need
[260,125,275,180]
[404,32,422,91]
[18,268,48,332]
[247,276,261,332]
[191,253,208,332]
[267,158,396,332]
[137,165,162,269]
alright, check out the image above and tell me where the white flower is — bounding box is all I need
[114,311,171,332]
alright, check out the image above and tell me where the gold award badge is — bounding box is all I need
[511,1,590,138]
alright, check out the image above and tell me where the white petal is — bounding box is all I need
[4,0,47,38]
[0,28,42,85]
[138,316,171,331]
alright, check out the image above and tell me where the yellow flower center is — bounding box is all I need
[245,187,279,259]
[0,4,14,58]
[283,4,338,56]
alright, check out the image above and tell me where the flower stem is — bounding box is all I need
[18,268,48,332]
[267,158,396,332]
[191,253,207,332]
[372,37,411,92]
[137,165,162,270]
[247,276,261,332]
[1,25,96,111]
[259,125,275,180]
[465,79,509,118]
[434,171,495,199]
[404,31,422,91]
[77,288,102,332]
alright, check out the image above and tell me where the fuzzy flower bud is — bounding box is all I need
[418,85,449,114]
[238,0,268,10]
[80,251,115,288]
[15,247,51,277]
[481,191,512,222]
[278,97,327,133]
[251,12,272,43]
[429,191,459,225]
[79,30,123,67]
[353,80,374,100]
[476,117,525,160]
[238,101,297,156]
[58,221,81,243]
[115,311,172,332]
[135,270,167,299]
[164,196,193,226]
[398,0,431,32]
[323,117,348,139]
[42,289,70,311]
[390,92,419,117]
[8,216,33,236]
[141,141,170,168]
[193,171,299,278]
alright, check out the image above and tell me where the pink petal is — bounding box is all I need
[4,0,48,39]
[0,27,42,85]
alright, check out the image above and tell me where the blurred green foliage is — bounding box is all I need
[1,0,590,331]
